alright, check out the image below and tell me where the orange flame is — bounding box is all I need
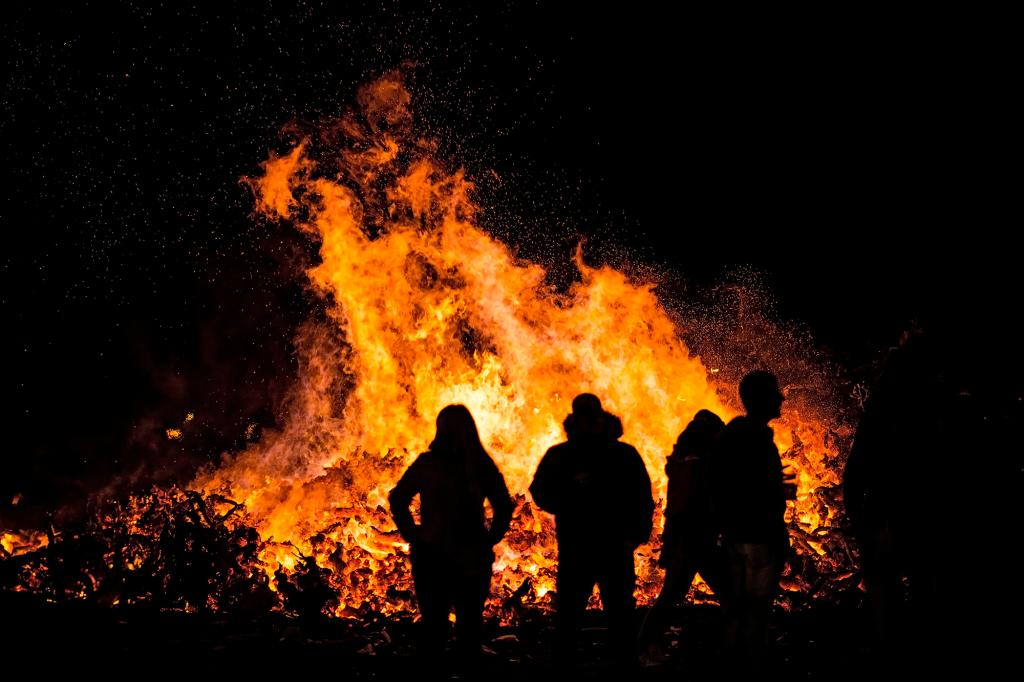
[187,73,847,617]
[1,530,49,557]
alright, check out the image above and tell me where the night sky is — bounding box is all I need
[2,3,1018,520]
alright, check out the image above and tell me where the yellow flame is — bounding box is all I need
[1,530,49,556]
[187,75,844,615]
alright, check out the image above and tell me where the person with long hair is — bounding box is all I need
[389,404,514,667]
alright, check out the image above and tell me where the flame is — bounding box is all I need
[1,74,852,617]
[185,74,850,617]
[1,530,49,557]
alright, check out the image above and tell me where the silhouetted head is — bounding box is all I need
[430,404,487,461]
[563,393,621,440]
[572,393,603,417]
[739,371,784,422]
[692,408,724,427]
[676,409,726,454]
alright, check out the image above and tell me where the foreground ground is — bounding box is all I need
[3,591,914,679]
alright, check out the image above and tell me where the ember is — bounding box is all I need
[1,73,856,619]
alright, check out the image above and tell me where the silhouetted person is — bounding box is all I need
[529,393,654,669]
[711,370,790,668]
[844,325,948,662]
[638,409,728,658]
[389,404,514,669]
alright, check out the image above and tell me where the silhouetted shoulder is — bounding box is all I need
[611,440,642,457]
[717,415,765,450]
[475,451,497,472]
[480,453,510,494]
[724,415,753,431]
[529,441,573,514]
[541,441,574,458]
[391,452,431,493]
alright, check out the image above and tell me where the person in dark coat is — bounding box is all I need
[843,326,947,660]
[711,370,790,668]
[638,409,728,655]
[389,404,514,665]
[529,393,655,667]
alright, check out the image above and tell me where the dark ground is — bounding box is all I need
[4,590,876,679]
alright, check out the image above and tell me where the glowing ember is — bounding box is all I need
[186,73,850,616]
[1,530,49,557]
[2,74,853,618]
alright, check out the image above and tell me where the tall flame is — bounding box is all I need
[188,73,847,616]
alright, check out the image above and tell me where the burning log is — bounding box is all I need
[0,487,278,614]
[3,74,859,622]
[275,549,338,621]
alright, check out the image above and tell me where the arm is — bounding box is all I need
[528,448,562,515]
[388,456,424,544]
[843,413,875,531]
[709,426,736,529]
[628,447,655,547]
[665,456,698,517]
[484,458,514,545]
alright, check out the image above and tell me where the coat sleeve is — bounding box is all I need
[844,410,877,531]
[389,455,425,543]
[628,446,655,547]
[529,448,562,515]
[709,426,735,530]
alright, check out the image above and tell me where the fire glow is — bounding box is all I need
[191,74,847,615]
[2,74,852,617]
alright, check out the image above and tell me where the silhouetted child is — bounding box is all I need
[389,404,513,669]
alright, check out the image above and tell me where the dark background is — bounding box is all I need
[2,2,1018,520]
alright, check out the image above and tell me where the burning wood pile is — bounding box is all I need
[2,72,860,625]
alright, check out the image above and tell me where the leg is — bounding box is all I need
[597,548,640,666]
[411,546,451,659]
[555,549,595,666]
[695,541,731,605]
[638,551,698,646]
[453,560,491,665]
[861,527,902,646]
[733,543,780,668]
[722,542,746,655]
